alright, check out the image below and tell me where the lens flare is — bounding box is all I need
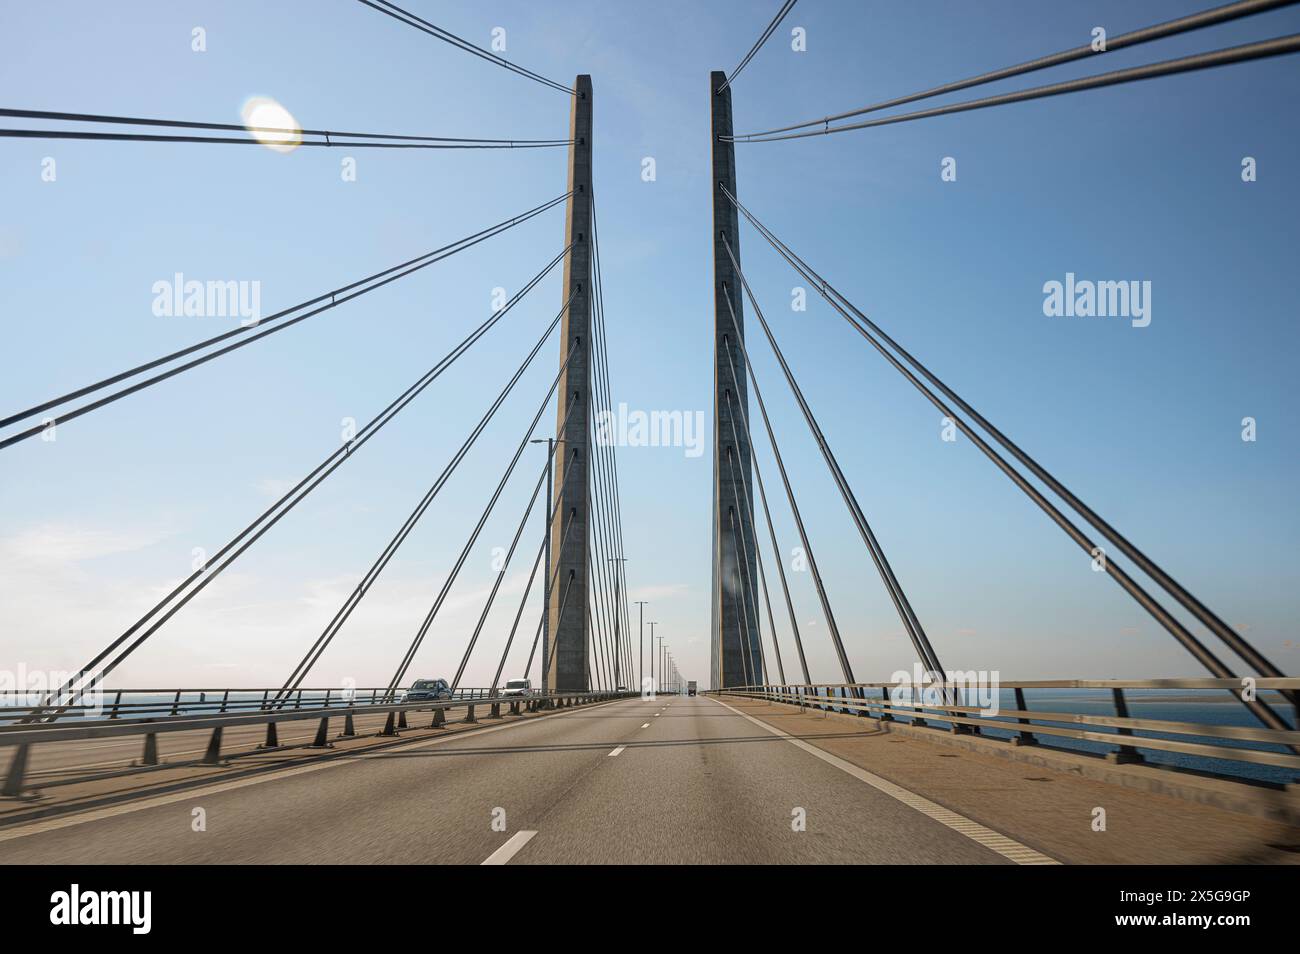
[240,96,301,153]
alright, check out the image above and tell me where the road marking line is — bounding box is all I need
[0,697,636,844]
[481,830,537,865]
[709,697,1059,866]
[641,723,650,728]
[654,713,660,717]
[607,746,626,757]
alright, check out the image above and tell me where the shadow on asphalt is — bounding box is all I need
[355,728,887,760]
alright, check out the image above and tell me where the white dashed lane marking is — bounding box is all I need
[481,830,537,865]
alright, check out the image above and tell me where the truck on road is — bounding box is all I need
[687,680,697,696]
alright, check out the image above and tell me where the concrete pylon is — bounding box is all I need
[547,75,593,693]
[710,70,760,689]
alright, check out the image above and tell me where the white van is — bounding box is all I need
[501,678,532,697]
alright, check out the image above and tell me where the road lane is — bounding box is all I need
[1,695,1048,864]
[0,697,658,864]
[509,694,1020,864]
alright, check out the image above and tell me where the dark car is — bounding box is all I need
[406,678,451,701]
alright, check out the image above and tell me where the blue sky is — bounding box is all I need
[1,0,1297,691]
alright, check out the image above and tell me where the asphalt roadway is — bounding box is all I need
[0,695,1054,864]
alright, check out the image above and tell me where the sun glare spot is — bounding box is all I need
[240,96,302,153]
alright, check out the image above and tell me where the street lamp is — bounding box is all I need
[647,621,658,689]
[633,600,648,692]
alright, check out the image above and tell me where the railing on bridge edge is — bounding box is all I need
[0,687,637,798]
[712,680,1300,783]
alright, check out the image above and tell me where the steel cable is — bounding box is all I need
[1,194,570,449]
[727,0,1297,140]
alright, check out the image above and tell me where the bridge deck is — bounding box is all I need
[1,696,1296,864]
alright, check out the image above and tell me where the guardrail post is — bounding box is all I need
[142,732,159,765]
[380,711,398,737]
[295,689,303,710]
[464,704,477,723]
[851,686,867,718]
[1107,688,1144,764]
[431,707,446,728]
[398,710,409,729]
[202,727,223,765]
[1011,687,1037,746]
[2,744,30,797]
[261,722,279,748]
[510,701,521,715]
[219,689,230,714]
[169,690,182,716]
[341,710,356,737]
[311,717,331,748]
[109,691,122,720]
[879,687,894,722]
[946,683,973,735]
[490,702,502,719]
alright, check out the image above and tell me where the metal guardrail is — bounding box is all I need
[0,688,635,797]
[714,680,1300,777]
[0,687,501,726]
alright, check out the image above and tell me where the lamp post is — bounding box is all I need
[647,621,658,691]
[633,600,648,692]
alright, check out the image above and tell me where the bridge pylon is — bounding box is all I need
[709,70,761,689]
[547,75,593,692]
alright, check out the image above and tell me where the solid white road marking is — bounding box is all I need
[481,830,537,865]
[0,697,637,844]
[607,746,626,757]
[709,697,1059,866]
[641,723,650,728]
